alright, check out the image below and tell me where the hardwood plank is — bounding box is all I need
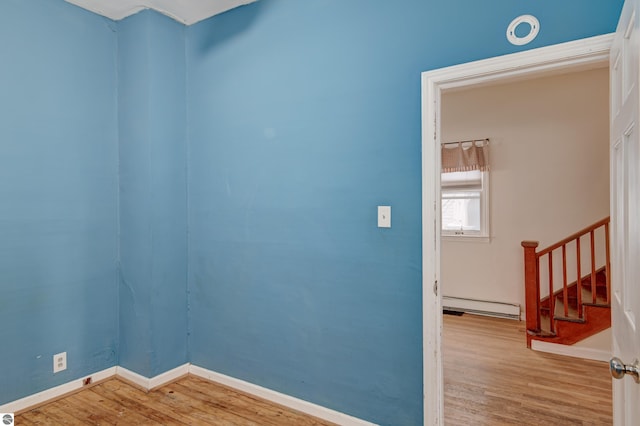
[12,414,35,426]
[15,375,335,426]
[90,379,190,425]
[129,380,252,426]
[174,376,327,426]
[443,313,612,425]
[19,409,55,425]
[76,382,167,425]
[29,401,85,425]
[72,387,129,422]
[48,398,103,425]
[165,380,269,426]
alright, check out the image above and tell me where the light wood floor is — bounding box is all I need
[16,314,612,425]
[444,313,612,425]
[16,375,335,425]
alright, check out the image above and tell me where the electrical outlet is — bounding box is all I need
[53,352,67,373]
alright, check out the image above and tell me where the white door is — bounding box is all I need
[610,1,640,424]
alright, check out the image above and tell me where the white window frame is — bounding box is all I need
[441,169,490,242]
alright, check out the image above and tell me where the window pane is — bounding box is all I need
[442,195,481,232]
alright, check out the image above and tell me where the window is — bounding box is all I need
[441,169,489,239]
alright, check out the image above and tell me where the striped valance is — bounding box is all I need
[441,139,489,173]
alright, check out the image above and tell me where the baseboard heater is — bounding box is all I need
[443,296,521,320]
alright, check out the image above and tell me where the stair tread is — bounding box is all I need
[551,285,608,320]
[554,316,585,323]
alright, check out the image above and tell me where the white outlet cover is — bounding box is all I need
[53,352,67,373]
[378,206,391,228]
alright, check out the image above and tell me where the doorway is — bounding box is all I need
[421,34,614,425]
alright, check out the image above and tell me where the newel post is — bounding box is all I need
[522,241,540,347]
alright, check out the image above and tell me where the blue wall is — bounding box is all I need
[118,10,188,378]
[186,1,622,424]
[0,0,624,424]
[0,0,118,403]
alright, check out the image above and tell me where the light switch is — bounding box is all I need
[378,206,391,228]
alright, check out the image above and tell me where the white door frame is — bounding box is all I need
[421,34,614,425]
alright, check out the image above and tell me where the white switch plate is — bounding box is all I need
[378,206,391,228]
[53,352,67,373]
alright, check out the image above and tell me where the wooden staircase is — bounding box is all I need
[521,217,611,347]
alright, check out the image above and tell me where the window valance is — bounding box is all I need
[441,139,489,173]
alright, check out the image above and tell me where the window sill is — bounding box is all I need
[442,234,491,243]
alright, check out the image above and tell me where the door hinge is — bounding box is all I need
[433,280,438,296]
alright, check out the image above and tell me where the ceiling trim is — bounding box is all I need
[65,0,257,25]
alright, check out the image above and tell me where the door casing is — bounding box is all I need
[420,34,614,425]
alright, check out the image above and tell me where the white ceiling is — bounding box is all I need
[65,0,256,25]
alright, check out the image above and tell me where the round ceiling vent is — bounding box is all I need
[507,15,540,46]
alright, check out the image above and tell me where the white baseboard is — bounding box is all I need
[148,364,190,389]
[189,365,377,426]
[1,363,189,414]
[531,340,611,362]
[443,296,521,320]
[116,363,189,391]
[2,363,375,425]
[0,366,116,414]
[115,366,149,389]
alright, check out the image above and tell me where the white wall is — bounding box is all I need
[441,67,610,312]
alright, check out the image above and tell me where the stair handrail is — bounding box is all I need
[521,216,610,347]
[536,217,610,257]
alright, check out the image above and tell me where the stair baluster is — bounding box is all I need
[522,217,611,347]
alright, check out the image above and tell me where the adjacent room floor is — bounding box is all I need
[444,313,612,425]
